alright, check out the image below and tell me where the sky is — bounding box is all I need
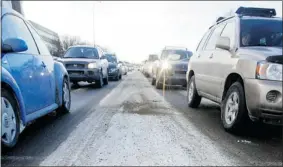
[22,1,282,63]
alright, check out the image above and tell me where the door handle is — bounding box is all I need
[209,53,213,59]
[41,61,46,68]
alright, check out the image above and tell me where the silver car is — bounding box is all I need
[186,7,282,133]
[59,45,109,88]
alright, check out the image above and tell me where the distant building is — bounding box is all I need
[29,20,62,57]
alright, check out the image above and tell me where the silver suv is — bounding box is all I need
[186,7,282,133]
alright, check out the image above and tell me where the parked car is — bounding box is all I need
[1,7,71,148]
[152,48,193,89]
[186,7,282,133]
[59,45,109,88]
[101,53,122,81]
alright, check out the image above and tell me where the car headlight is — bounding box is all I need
[88,63,97,69]
[162,61,172,70]
[256,61,282,81]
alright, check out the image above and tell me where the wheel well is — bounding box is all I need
[1,82,22,119]
[187,70,194,81]
[222,73,244,100]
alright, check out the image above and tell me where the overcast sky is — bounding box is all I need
[22,1,282,63]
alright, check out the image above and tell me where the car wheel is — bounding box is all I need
[1,88,20,148]
[221,81,248,133]
[151,78,156,85]
[95,72,104,88]
[57,78,71,114]
[72,81,79,87]
[103,75,109,85]
[187,76,201,108]
[120,74,122,80]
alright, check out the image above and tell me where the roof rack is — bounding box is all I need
[215,6,276,24]
[164,46,188,51]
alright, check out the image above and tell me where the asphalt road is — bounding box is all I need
[1,71,282,166]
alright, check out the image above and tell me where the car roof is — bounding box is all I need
[240,16,282,21]
[68,45,97,49]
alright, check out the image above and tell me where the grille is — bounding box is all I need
[175,71,186,74]
[65,64,85,69]
[68,71,84,75]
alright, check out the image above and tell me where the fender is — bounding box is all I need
[54,61,69,106]
[1,67,27,124]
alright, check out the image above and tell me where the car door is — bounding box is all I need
[209,20,237,99]
[26,22,55,107]
[1,14,47,114]
[191,29,213,94]
[200,23,226,98]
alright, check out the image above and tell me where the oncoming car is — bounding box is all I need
[59,46,109,88]
[1,7,71,148]
[186,7,282,133]
[152,47,193,89]
[101,53,123,81]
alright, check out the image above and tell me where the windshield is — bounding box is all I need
[240,19,282,47]
[161,50,191,60]
[102,54,118,63]
[63,47,99,59]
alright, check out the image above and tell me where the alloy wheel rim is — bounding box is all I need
[1,97,17,145]
[63,82,70,109]
[224,92,239,125]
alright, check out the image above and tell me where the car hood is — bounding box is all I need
[238,47,283,64]
[59,58,98,64]
[108,62,118,68]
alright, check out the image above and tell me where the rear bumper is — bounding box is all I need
[245,79,283,125]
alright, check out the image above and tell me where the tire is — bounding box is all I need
[155,80,163,89]
[1,88,20,148]
[103,75,109,85]
[151,78,156,85]
[119,74,122,80]
[95,72,104,88]
[187,76,201,108]
[57,78,71,114]
[72,81,79,87]
[221,82,248,133]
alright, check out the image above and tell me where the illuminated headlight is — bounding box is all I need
[256,61,282,81]
[88,63,97,69]
[162,61,172,70]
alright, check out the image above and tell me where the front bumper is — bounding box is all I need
[158,71,187,86]
[245,79,283,124]
[67,68,100,82]
[108,70,119,78]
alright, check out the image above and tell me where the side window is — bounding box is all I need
[220,21,236,49]
[2,14,39,54]
[204,24,226,50]
[26,23,51,56]
[196,29,212,51]
[93,48,100,59]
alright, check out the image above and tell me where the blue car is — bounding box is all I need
[1,7,71,148]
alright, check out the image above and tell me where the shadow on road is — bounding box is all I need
[1,81,121,166]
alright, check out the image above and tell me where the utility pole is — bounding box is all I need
[93,2,95,47]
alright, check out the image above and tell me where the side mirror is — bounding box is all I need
[216,36,230,50]
[2,38,28,53]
